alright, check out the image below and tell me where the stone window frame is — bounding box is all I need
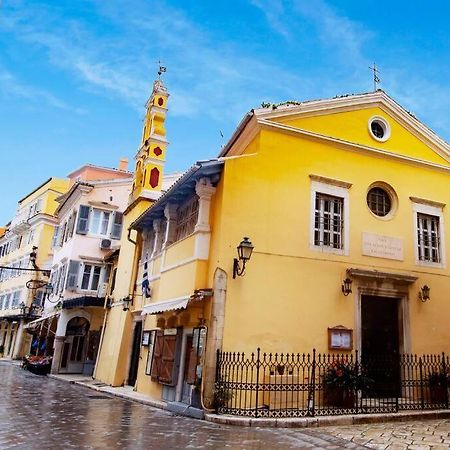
[412,201,446,268]
[309,179,350,256]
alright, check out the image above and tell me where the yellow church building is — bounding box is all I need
[95,84,450,418]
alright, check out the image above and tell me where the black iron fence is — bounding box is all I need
[215,349,449,417]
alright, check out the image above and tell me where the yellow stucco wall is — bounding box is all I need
[211,106,450,356]
[276,107,450,165]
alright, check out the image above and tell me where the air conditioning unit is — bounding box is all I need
[100,239,112,250]
[98,282,108,297]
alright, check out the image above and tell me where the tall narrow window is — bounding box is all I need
[314,193,344,249]
[89,209,111,236]
[81,264,103,291]
[176,197,199,241]
[417,213,441,263]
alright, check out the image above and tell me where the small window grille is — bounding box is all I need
[314,193,344,249]
[176,197,199,241]
[417,213,441,263]
[367,187,391,217]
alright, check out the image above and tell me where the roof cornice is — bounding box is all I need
[258,119,450,174]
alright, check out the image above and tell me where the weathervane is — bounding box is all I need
[369,62,380,91]
[157,60,167,79]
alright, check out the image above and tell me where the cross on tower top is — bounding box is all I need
[157,60,167,78]
[369,63,381,92]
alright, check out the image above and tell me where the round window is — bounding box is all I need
[367,187,392,217]
[368,116,390,142]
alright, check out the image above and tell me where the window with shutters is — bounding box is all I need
[176,197,199,242]
[89,209,111,236]
[80,264,103,291]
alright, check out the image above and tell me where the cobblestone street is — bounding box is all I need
[1,362,449,450]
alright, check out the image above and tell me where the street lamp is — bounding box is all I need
[233,237,254,279]
[341,278,353,296]
[419,285,430,302]
[19,301,29,316]
[122,295,133,311]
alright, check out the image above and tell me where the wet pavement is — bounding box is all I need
[0,362,449,450]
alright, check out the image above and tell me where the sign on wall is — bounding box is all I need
[362,232,404,261]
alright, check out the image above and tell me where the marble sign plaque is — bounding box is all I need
[362,232,404,260]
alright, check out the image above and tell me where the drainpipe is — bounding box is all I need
[127,227,141,300]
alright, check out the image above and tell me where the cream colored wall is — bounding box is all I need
[95,199,151,386]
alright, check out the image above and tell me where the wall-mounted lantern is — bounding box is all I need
[419,285,430,302]
[233,237,254,279]
[341,277,353,296]
[122,295,134,311]
[19,301,29,316]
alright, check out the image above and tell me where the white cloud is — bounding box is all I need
[0,68,84,113]
[250,0,291,39]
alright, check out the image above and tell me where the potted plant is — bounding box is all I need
[323,360,373,408]
[213,385,234,411]
[428,371,448,403]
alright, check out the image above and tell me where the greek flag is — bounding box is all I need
[142,256,151,298]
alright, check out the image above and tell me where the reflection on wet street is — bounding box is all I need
[0,362,361,449]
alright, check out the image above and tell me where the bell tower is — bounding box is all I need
[131,75,169,201]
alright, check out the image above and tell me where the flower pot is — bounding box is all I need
[325,387,355,408]
[430,386,447,404]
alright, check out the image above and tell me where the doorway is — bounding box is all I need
[128,321,142,386]
[361,295,401,397]
[60,317,90,374]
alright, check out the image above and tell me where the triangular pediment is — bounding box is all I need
[253,91,450,166]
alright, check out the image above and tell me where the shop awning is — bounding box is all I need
[24,312,59,330]
[141,296,190,315]
[62,296,105,309]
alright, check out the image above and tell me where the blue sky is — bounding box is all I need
[1,0,450,224]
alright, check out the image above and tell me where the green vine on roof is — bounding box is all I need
[261,100,302,110]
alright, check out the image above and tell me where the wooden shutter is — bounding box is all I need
[150,330,164,379]
[110,212,123,240]
[68,211,76,238]
[66,260,80,291]
[52,226,60,248]
[159,334,178,386]
[76,205,90,235]
[61,221,68,244]
[186,346,198,385]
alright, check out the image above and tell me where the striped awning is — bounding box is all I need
[24,312,59,329]
[141,296,190,315]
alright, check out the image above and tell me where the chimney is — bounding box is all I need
[118,157,128,171]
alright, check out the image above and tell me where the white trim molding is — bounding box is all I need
[411,200,446,269]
